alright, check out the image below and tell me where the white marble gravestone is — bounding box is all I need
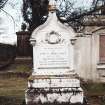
[30,13,75,75]
[25,1,84,104]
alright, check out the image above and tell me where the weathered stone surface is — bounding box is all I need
[25,1,84,104]
[25,87,83,105]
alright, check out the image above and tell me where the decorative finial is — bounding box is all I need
[48,0,56,12]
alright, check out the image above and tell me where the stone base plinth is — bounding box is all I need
[25,75,85,105]
[25,87,84,105]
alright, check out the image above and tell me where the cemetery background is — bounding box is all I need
[0,0,105,105]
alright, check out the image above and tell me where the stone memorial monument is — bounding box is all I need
[25,0,84,105]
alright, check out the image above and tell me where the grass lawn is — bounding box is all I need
[0,58,105,105]
[0,77,27,97]
[0,77,27,105]
[0,76,105,105]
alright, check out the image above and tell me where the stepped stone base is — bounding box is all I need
[25,75,84,105]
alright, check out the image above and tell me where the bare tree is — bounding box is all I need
[0,0,8,9]
[22,0,105,32]
[57,0,105,32]
[22,0,49,31]
[92,0,105,14]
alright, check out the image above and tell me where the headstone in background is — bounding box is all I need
[16,31,32,57]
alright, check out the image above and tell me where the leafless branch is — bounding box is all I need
[0,8,15,33]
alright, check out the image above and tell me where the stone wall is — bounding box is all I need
[74,26,105,82]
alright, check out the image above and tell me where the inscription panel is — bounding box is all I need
[36,44,70,69]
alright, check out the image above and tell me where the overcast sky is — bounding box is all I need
[2,0,93,32]
[0,0,93,45]
[0,0,23,45]
[58,0,93,9]
[3,0,23,31]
